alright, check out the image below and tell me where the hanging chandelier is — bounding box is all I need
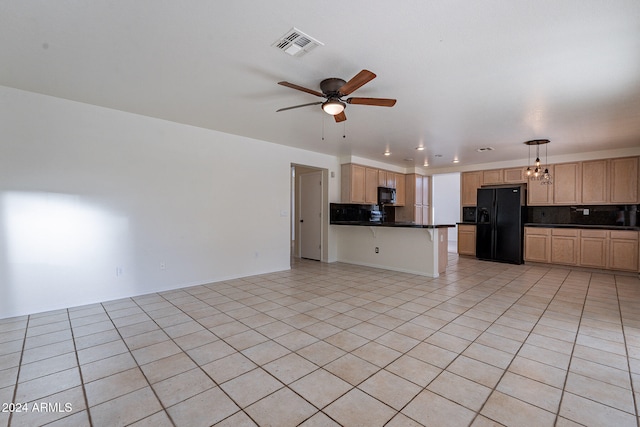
[524,139,552,185]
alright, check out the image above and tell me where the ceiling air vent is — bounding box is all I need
[476,147,495,152]
[272,27,323,57]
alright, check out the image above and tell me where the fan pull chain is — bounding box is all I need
[343,122,346,139]
[321,114,325,141]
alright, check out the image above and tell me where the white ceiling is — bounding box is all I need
[2,1,639,169]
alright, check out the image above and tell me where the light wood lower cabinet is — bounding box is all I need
[609,230,639,272]
[457,224,476,256]
[524,227,551,263]
[525,227,639,272]
[579,230,608,268]
[551,229,579,265]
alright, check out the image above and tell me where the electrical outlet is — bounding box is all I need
[375,247,379,253]
[583,208,589,215]
[115,267,123,277]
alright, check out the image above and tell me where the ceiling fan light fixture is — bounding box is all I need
[322,99,345,115]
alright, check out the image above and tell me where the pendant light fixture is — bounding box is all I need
[524,139,552,184]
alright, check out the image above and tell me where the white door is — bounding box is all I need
[300,171,322,260]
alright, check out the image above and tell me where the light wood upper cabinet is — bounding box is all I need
[504,167,526,183]
[396,174,427,223]
[482,169,503,186]
[610,157,639,203]
[378,170,396,189]
[341,164,366,203]
[364,167,379,204]
[393,173,405,206]
[423,176,430,206]
[461,171,482,206]
[527,165,554,205]
[582,159,608,204]
[553,162,581,205]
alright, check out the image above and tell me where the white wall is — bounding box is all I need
[0,86,341,319]
[432,173,461,246]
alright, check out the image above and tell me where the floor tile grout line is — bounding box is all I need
[374,265,560,425]
[66,308,94,427]
[153,271,432,426]
[7,315,30,427]
[613,274,640,426]
[165,278,379,426]
[549,271,592,427]
[99,300,178,427]
[7,257,639,427]
[147,290,280,426]
[431,267,574,426]
[553,274,640,422]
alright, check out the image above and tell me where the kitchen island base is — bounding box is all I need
[332,224,451,277]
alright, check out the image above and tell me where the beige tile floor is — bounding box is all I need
[1,254,640,426]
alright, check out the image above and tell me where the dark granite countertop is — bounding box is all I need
[331,221,455,228]
[524,223,640,231]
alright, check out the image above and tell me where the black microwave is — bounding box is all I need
[378,187,396,205]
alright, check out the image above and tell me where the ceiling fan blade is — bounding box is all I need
[334,111,347,122]
[346,97,397,107]
[276,101,323,112]
[338,70,376,95]
[277,81,324,97]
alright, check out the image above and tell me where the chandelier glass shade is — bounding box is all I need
[524,139,552,185]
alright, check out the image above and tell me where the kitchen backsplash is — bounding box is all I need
[527,205,638,227]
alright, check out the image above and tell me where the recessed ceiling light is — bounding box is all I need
[416,146,425,151]
[424,161,429,167]
[384,151,391,156]
[452,159,460,163]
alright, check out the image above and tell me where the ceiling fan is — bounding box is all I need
[276,69,396,122]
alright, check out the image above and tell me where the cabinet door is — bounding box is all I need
[581,160,608,204]
[350,164,366,203]
[610,157,639,203]
[482,169,503,185]
[422,176,430,206]
[527,166,554,205]
[551,229,579,265]
[365,168,379,204]
[457,225,476,256]
[461,172,482,206]
[378,170,387,187]
[553,162,581,204]
[394,173,405,206]
[386,172,396,189]
[504,168,526,183]
[609,231,639,271]
[422,205,430,225]
[579,230,608,268]
[524,228,551,263]
[414,175,423,205]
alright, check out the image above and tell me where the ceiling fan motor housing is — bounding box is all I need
[320,78,347,97]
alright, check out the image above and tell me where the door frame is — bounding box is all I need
[291,164,328,262]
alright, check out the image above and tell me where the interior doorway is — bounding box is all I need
[291,164,327,262]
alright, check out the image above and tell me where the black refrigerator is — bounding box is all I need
[476,186,526,264]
